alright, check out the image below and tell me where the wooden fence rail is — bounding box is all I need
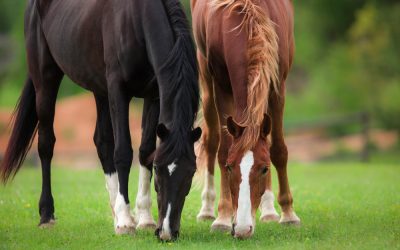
[284,112,371,162]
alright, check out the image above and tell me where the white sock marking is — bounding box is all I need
[260,190,279,217]
[135,166,155,225]
[198,172,215,218]
[236,151,255,233]
[115,192,135,228]
[105,173,118,209]
[167,163,177,176]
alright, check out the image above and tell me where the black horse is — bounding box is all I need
[0,0,201,241]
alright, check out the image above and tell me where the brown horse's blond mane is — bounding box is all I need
[210,0,280,151]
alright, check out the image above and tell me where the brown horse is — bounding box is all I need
[192,0,300,238]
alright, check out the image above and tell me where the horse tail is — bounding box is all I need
[156,0,199,166]
[1,78,38,183]
[212,0,280,150]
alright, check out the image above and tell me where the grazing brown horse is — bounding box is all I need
[192,0,300,238]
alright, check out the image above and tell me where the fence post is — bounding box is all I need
[360,112,370,162]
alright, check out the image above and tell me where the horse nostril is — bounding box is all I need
[248,226,253,234]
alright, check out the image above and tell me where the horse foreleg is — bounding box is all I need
[197,52,219,222]
[135,98,158,230]
[259,170,280,222]
[107,75,136,235]
[269,89,300,225]
[93,95,119,222]
[211,88,234,232]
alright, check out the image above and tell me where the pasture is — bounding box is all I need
[0,162,399,250]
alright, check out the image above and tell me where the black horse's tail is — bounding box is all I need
[156,0,200,166]
[1,78,38,183]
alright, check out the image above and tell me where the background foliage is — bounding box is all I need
[0,0,399,131]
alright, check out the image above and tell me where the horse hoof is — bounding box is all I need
[115,225,136,235]
[279,212,301,226]
[280,219,301,226]
[136,221,157,230]
[197,213,216,221]
[260,214,280,223]
[38,219,56,228]
[211,219,231,232]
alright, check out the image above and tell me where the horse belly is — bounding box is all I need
[42,0,107,93]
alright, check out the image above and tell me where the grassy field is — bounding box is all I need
[0,162,399,250]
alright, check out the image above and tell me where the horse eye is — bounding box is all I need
[226,165,232,173]
[261,166,268,175]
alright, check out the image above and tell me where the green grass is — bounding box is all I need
[0,162,399,250]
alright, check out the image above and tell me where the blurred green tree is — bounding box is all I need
[0,0,398,133]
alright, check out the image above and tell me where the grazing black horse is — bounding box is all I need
[0,0,201,241]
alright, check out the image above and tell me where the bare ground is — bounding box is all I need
[0,94,398,168]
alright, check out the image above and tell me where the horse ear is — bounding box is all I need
[191,127,202,142]
[260,114,272,139]
[157,123,170,141]
[227,116,245,138]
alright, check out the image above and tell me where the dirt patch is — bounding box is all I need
[0,94,398,167]
[286,130,398,162]
[0,94,143,168]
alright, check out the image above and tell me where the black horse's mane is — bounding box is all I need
[155,0,199,166]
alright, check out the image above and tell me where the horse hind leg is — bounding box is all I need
[197,52,219,222]
[34,69,63,227]
[25,0,64,227]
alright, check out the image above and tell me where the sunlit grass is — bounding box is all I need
[0,162,399,249]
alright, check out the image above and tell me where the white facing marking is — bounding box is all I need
[160,203,172,240]
[236,151,255,231]
[105,173,118,209]
[167,163,177,176]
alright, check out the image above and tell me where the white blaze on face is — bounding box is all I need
[105,173,118,209]
[167,162,177,176]
[236,151,255,234]
[160,203,172,240]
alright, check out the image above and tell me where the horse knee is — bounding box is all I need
[204,131,219,155]
[270,142,288,168]
[114,147,133,169]
[138,148,155,167]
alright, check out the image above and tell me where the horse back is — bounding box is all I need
[192,0,294,81]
